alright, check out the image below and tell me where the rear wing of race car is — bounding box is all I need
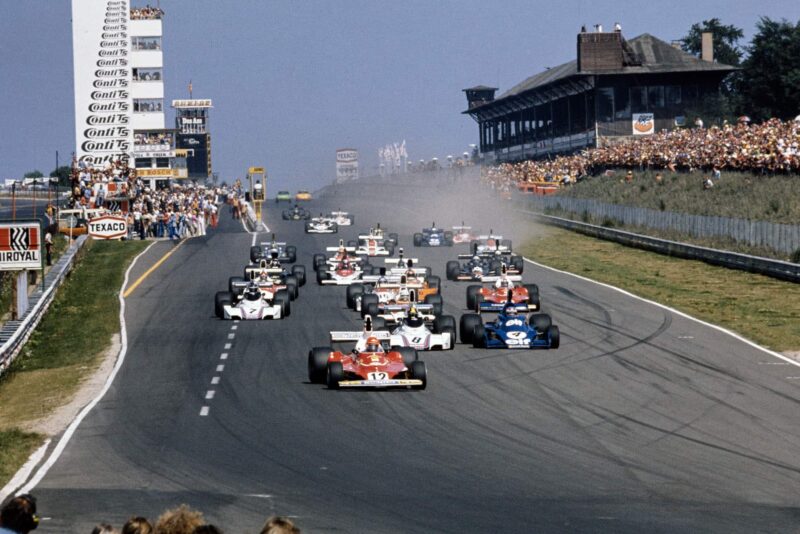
[381,303,434,313]
[478,275,523,283]
[230,279,249,293]
[245,266,285,279]
[386,267,428,276]
[326,246,357,252]
[330,330,392,342]
[384,258,420,266]
[329,211,349,217]
[452,225,472,231]
[260,241,287,249]
[458,250,512,259]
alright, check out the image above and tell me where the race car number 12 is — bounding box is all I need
[368,372,388,380]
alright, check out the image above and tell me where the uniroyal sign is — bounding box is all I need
[88,215,128,240]
[72,0,133,168]
[0,223,42,271]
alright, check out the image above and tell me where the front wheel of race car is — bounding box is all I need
[285,245,297,263]
[284,276,299,300]
[214,291,232,319]
[312,253,326,272]
[513,255,525,273]
[292,265,306,286]
[472,324,486,348]
[396,346,418,367]
[249,246,261,263]
[410,361,427,390]
[275,290,291,317]
[308,347,332,383]
[346,284,364,309]
[424,294,443,316]
[388,233,399,246]
[466,285,481,309]
[304,223,312,233]
[316,266,329,285]
[360,294,379,317]
[427,275,441,290]
[326,362,344,389]
[413,233,423,247]
[459,313,482,344]
[433,315,456,334]
[548,325,560,349]
[530,313,552,337]
[371,316,387,331]
[446,261,460,281]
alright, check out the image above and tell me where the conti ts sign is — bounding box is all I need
[0,223,42,271]
[88,215,128,240]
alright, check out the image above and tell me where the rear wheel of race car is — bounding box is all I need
[427,275,441,290]
[316,266,329,285]
[410,361,427,390]
[347,240,357,248]
[530,313,552,337]
[489,260,502,275]
[513,255,525,273]
[434,315,456,334]
[291,265,306,286]
[308,347,331,383]
[249,246,261,263]
[214,291,232,319]
[274,290,291,317]
[371,316,387,331]
[396,346,418,367]
[346,284,364,309]
[331,223,338,234]
[228,276,245,294]
[388,233,399,245]
[386,243,395,256]
[459,313,482,344]
[548,325,560,349]
[524,284,540,309]
[444,231,454,246]
[285,245,297,263]
[284,276,299,300]
[361,294,379,318]
[472,324,486,348]
[413,233,423,247]
[470,240,480,254]
[312,253,326,272]
[501,239,512,252]
[446,261,460,281]
[326,362,344,389]
[466,285,481,309]
[348,215,354,225]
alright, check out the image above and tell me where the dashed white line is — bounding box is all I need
[216,364,225,372]
[211,376,220,385]
[224,343,232,350]
[227,333,235,340]
[221,353,228,360]
[199,406,210,416]
[205,390,215,400]
[231,325,238,331]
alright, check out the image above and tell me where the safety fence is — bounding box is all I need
[0,236,89,375]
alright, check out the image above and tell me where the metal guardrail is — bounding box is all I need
[0,235,89,375]
[515,209,800,283]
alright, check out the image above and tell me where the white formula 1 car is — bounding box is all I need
[329,211,354,226]
[305,215,338,234]
[214,283,289,320]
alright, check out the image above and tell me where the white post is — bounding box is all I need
[16,270,29,317]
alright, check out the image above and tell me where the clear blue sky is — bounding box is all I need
[1,0,798,191]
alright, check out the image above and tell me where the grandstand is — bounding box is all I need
[463,27,736,162]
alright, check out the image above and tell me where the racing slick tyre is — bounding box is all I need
[413,233,423,247]
[284,277,299,300]
[397,346,418,367]
[501,239,513,252]
[433,315,456,334]
[285,245,297,263]
[524,284,540,310]
[308,347,332,383]
[386,244,395,256]
[316,266,330,285]
[228,276,246,294]
[312,253,326,272]
[249,245,262,263]
[388,233,399,246]
[348,215,355,225]
[548,325,560,349]
[466,285,481,310]
[346,284,364,309]
[360,294,379,318]
[215,291,232,319]
[427,275,441,290]
[291,265,306,286]
[326,361,344,389]
[410,360,427,390]
[444,231,454,246]
[364,302,379,319]
[304,223,312,233]
[424,294,443,316]
[446,261,460,281]
[282,210,290,220]
[470,240,480,254]
[472,324,486,348]
[274,290,291,317]
[512,255,525,273]
[371,316,387,331]
[530,313,552,336]
[330,223,339,234]
[489,260,502,275]
[347,240,357,248]
[459,313,482,344]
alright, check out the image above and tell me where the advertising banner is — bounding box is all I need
[336,149,359,182]
[177,133,211,178]
[88,215,128,239]
[0,223,42,271]
[632,113,655,135]
[72,0,133,168]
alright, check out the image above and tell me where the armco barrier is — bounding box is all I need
[0,235,89,375]
[516,209,800,283]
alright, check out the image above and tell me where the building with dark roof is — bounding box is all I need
[463,29,736,162]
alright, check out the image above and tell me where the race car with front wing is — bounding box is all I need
[235,260,305,298]
[329,211,354,226]
[308,318,427,389]
[413,222,454,247]
[214,281,290,320]
[346,263,439,311]
[305,214,338,234]
[313,240,370,272]
[387,306,455,351]
[249,235,297,263]
[282,204,311,221]
[353,224,399,257]
[470,231,512,254]
[316,257,372,285]
[466,272,540,313]
[446,252,524,281]
[459,302,559,349]
[451,223,478,244]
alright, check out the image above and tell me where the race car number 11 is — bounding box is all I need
[368,372,388,380]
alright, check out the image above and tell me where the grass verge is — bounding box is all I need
[0,239,148,488]
[520,226,800,352]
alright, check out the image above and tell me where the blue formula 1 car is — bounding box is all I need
[413,223,454,247]
[459,303,559,349]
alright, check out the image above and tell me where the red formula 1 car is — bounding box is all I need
[308,325,427,389]
[466,274,540,313]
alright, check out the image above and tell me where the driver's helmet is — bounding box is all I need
[503,303,518,316]
[244,284,261,301]
[342,258,350,269]
[472,255,480,263]
[259,270,271,282]
[405,269,417,280]
[406,307,423,328]
[398,286,410,300]
[499,278,510,289]
[364,336,383,353]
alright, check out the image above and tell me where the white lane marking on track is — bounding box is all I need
[205,390,215,400]
[10,240,159,497]
[523,257,800,369]
[227,333,235,340]
[787,377,800,380]
[234,319,240,323]
[216,364,225,372]
[211,376,220,385]
[221,353,229,360]
[199,406,210,416]
[224,343,232,350]
[231,325,238,331]
[0,439,51,501]
[758,362,790,365]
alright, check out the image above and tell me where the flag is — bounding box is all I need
[188,80,193,96]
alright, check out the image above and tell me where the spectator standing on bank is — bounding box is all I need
[259,516,300,534]
[121,517,152,534]
[0,494,39,534]
[44,231,52,266]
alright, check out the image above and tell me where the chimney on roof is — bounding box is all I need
[577,29,624,72]
[701,31,714,62]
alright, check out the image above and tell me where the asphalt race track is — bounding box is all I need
[27,181,800,533]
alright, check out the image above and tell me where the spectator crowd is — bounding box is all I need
[130,5,164,20]
[0,495,300,534]
[483,118,800,188]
